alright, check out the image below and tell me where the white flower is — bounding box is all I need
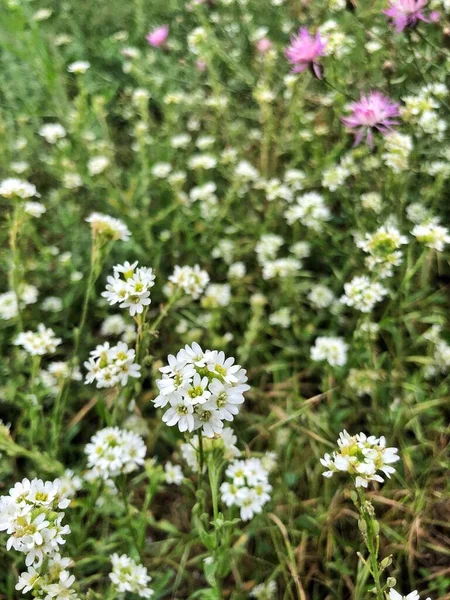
[87,155,109,175]
[412,220,450,251]
[262,258,301,280]
[24,201,46,218]
[14,324,62,356]
[39,123,66,144]
[110,554,153,598]
[151,162,172,178]
[168,264,209,299]
[155,344,248,436]
[164,462,184,485]
[320,431,400,487]
[222,457,272,521]
[86,212,130,241]
[311,336,348,367]
[285,192,330,230]
[0,178,38,199]
[202,283,231,308]
[308,285,334,308]
[85,427,146,479]
[102,261,155,316]
[67,61,90,74]
[84,342,140,388]
[389,590,430,600]
[340,275,388,313]
[255,234,284,263]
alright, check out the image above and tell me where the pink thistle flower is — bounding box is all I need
[384,0,439,32]
[256,37,273,54]
[146,25,169,48]
[341,91,400,148]
[285,28,327,79]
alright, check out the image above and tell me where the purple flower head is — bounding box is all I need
[384,0,439,32]
[146,25,169,47]
[341,91,400,148]
[285,28,327,79]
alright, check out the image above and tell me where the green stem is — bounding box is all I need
[51,236,101,455]
[356,488,384,600]
[9,204,24,333]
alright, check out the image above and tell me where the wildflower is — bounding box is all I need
[384,0,439,32]
[168,265,209,299]
[221,457,272,521]
[262,257,301,280]
[285,28,327,79]
[311,336,348,367]
[110,554,153,598]
[39,123,66,144]
[85,427,146,479]
[146,25,168,47]
[102,261,155,316]
[24,201,46,218]
[67,61,90,74]
[0,478,72,567]
[201,283,231,308]
[357,224,408,276]
[154,344,249,437]
[285,192,330,230]
[389,590,430,600]
[87,155,109,175]
[14,324,62,356]
[340,275,388,312]
[0,178,38,199]
[84,342,140,388]
[164,462,184,485]
[269,308,291,328]
[320,430,400,487]
[342,91,400,147]
[86,212,130,242]
[412,220,450,251]
[256,234,284,263]
[251,581,278,599]
[308,284,335,308]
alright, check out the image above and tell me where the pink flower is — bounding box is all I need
[146,25,169,47]
[285,28,327,79]
[256,37,273,54]
[341,91,400,148]
[384,0,439,32]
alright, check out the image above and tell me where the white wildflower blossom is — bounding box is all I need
[320,430,400,487]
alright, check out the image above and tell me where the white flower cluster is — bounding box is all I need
[340,275,388,312]
[16,554,78,600]
[154,343,249,438]
[102,261,156,316]
[14,324,62,356]
[412,219,450,252]
[84,341,140,388]
[389,590,430,600]
[164,461,184,485]
[84,427,146,480]
[262,257,301,280]
[202,283,231,307]
[0,478,74,575]
[85,212,131,241]
[311,336,348,367]
[320,430,400,488]
[0,178,38,199]
[0,284,39,321]
[168,264,210,299]
[109,553,153,598]
[357,224,408,278]
[284,192,331,231]
[220,457,272,521]
[382,132,413,173]
[39,123,66,144]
